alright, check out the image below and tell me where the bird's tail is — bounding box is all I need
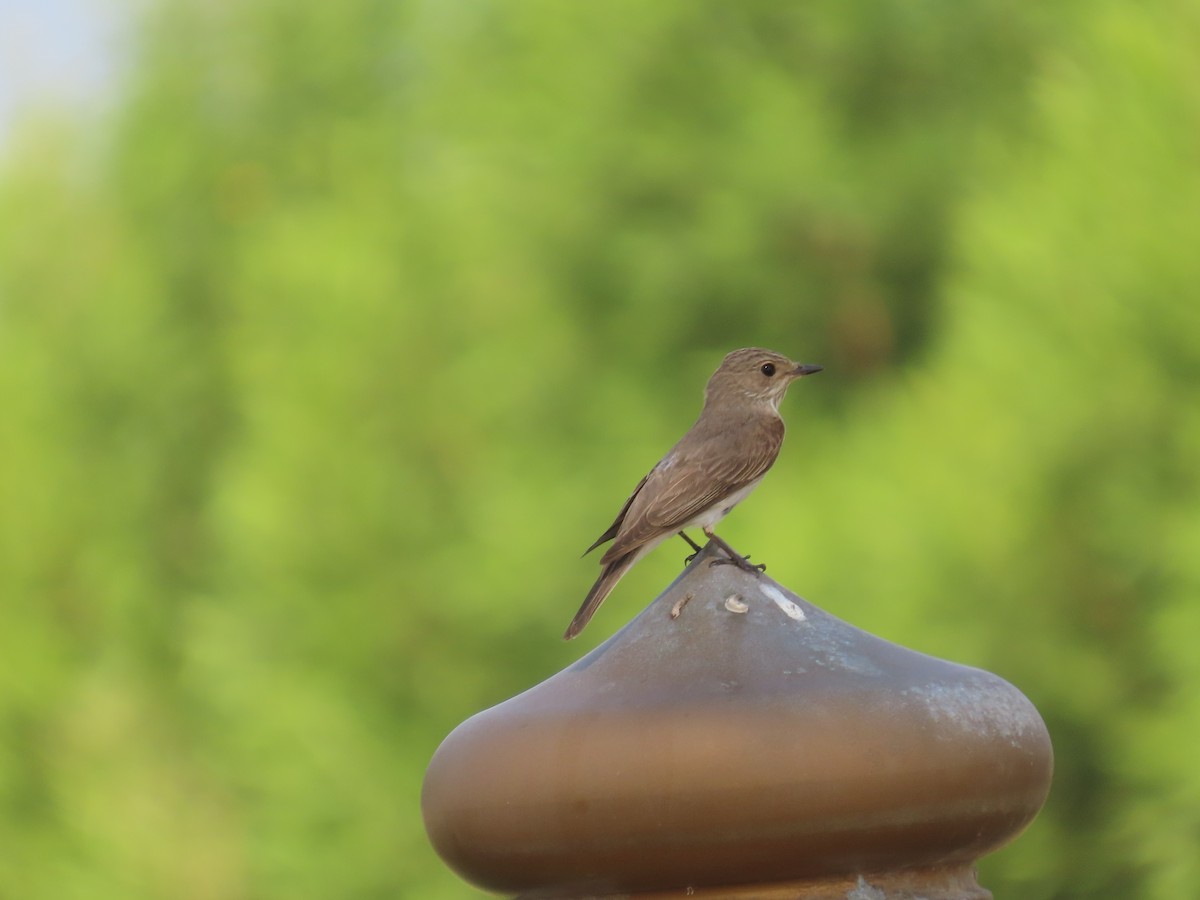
[563,551,637,640]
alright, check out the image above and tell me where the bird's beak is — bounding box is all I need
[792,363,823,378]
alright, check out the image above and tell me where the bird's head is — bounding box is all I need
[704,347,822,412]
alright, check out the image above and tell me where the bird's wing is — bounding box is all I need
[583,473,649,556]
[601,417,784,564]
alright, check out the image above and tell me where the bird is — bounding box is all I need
[564,347,822,640]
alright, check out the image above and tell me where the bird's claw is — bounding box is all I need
[709,554,766,573]
[684,551,699,564]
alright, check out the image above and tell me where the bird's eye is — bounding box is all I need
[760,362,776,377]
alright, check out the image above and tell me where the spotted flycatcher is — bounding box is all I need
[564,348,822,640]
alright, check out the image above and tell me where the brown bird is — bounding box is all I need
[564,348,822,640]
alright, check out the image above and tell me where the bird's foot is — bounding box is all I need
[709,554,767,573]
[679,531,704,565]
[676,532,700,566]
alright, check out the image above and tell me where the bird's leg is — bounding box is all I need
[703,528,767,573]
[679,531,704,563]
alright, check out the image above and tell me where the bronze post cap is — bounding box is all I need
[423,544,1053,898]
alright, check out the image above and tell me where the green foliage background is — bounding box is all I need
[1,1,1197,897]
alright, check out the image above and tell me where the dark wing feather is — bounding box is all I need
[601,417,784,564]
[583,473,649,556]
